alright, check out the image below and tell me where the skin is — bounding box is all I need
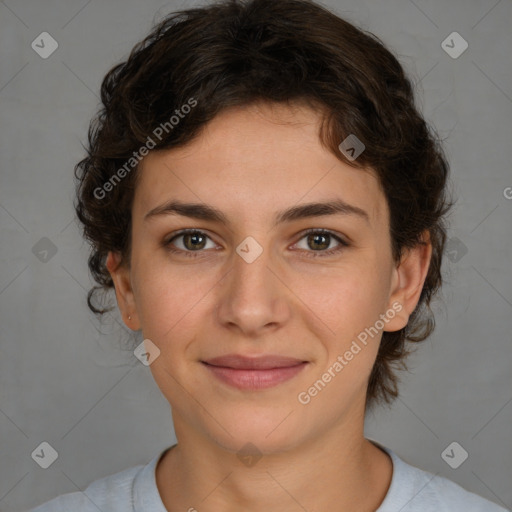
[107,101,432,512]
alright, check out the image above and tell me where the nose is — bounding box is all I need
[215,240,291,337]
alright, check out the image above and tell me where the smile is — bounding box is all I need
[201,354,309,390]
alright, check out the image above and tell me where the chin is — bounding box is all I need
[201,409,311,456]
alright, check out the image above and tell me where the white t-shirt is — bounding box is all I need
[26,440,509,512]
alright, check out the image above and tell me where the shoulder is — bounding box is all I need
[402,466,508,512]
[423,472,509,512]
[25,463,145,512]
[371,440,509,512]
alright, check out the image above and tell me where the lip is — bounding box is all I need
[202,354,308,390]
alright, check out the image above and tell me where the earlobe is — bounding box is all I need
[106,251,141,330]
[384,231,432,332]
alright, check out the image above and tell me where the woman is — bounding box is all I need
[28,0,507,510]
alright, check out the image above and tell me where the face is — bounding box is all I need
[108,101,430,455]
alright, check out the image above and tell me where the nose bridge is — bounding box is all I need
[216,236,289,333]
[233,241,272,294]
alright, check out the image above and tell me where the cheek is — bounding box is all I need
[131,254,216,343]
[304,267,389,398]
[291,257,390,339]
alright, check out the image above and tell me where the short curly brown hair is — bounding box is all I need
[74,0,453,410]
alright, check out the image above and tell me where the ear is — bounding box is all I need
[384,230,433,332]
[106,251,141,330]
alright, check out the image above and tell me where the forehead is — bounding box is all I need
[134,102,387,228]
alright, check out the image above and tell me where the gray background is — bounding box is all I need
[1,0,511,510]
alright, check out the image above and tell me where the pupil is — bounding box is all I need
[309,233,329,250]
[185,232,205,250]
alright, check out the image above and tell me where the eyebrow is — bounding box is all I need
[144,198,370,226]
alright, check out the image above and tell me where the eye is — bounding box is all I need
[163,228,349,259]
[293,229,349,257]
[163,229,217,257]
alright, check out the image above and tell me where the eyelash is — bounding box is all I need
[163,228,349,259]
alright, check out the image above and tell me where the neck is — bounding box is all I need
[156,414,393,512]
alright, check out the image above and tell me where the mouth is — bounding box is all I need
[201,354,309,390]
